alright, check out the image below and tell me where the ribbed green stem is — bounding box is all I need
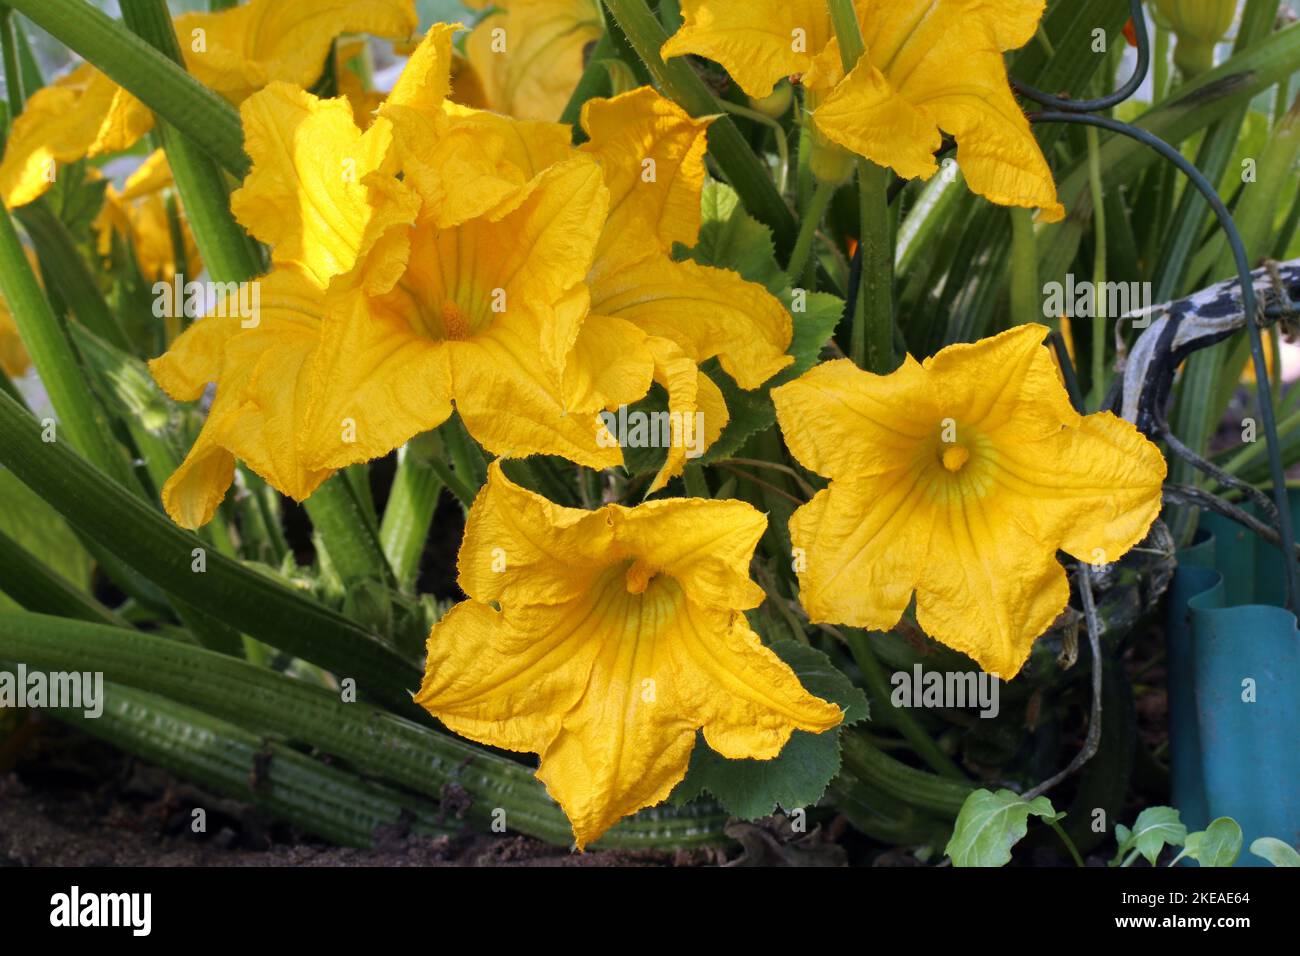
[304,472,394,589]
[1009,207,1040,330]
[4,0,248,178]
[55,684,457,848]
[119,0,262,283]
[844,628,968,781]
[0,203,130,483]
[602,0,797,255]
[0,6,24,122]
[840,727,974,817]
[0,611,729,848]
[15,201,132,349]
[0,387,421,715]
[854,161,894,372]
[380,435,444,591]
[787,178,835,287]
[826,0,865,67]
[0,526,130,627]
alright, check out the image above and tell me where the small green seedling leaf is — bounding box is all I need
[946,788,1063,868]
[1110,806,1187,866]
[1249,837,1300,867]
[1173,817,1243,868]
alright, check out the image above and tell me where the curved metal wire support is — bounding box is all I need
[1013,0,1150,113]
[1029,111,1299,611]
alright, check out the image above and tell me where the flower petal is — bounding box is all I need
[670,600,843,759]
[0,64,152,208]
[457,461,617,607]
[640,334,728,493]
[462,0,603,121]
[660,0,833,99]
[580,87,713,256]
[588,253,792,389]
[230,83,418,288]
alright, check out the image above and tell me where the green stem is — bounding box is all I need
[303,472,394,589]
[854,160,894,372]
[1009,207,1040,330]
[120,0,262,284]
[0,204,129,483]
[602,0,797,255]
[1086,123,1107,408]
[787,178,835,287]
[1047,817,1086,867]
[5,0,248,178]
[681,462,709,498]
[379,434,445,591]
[0,5,24,123]
[0,387,422,716]
[720,99,790,193]
[0,526,131,627]
[826,0,866,68]
[844,628,968,781]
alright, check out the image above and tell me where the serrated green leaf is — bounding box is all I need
[945,788,1063,867]
[1110,806,1187,866]
[1179,817,1244,868]
[672,640,868,820]
[1249,837,1300,867]
[682,179,786,294]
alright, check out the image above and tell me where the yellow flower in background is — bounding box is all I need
[456,0,604,121]
[93,150,202,284]
[0,296,31,379]
[772,324,1166,678]
[662,0,1064,221]
[0,0,417,209]
[416,462,843,848]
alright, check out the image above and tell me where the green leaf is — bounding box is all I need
[1178,817,1244,868]
[682,180,785,294]
[673,640,868,819]
[945,789,1063,867]
[1110,806,1187,866]
[1249,837,1300,867]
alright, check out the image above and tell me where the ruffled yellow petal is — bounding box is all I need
[775,322,1165,678]
[661,0,834,99]
[457,461,617,606]
[417,463,841,848]
[231,83,419,289]
[462,0,603,121]
[588,252,792,389]
[300,290,453,472]
[151,268,332,526]
[561,313,655,414]
[0,64,153,208]
[641,334,728,492]
[580,87,713,256]
[386,21,461,115]
[176,0,418,103]
[812,0,1063,221]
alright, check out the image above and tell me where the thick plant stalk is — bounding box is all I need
[0,204,129,484]
[55,684,457,849]
[0,387,422,716]
[4,0,248,178]
[380,435,445,592]
[0,611,730,849]
[0,527,131,628]
[119,0,262,284]
[601,0,797,255]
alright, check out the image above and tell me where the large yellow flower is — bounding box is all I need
[455,0,604,121]
[416,462,843,848]
[661,0,1064,221]
[771,324,1166,678]
[0,0,417,208]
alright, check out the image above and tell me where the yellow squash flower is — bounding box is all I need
[456,0,604,121]
[772,324,1166,678]
[0,0,417,208]
[416,462,843,848]
[662,0,1064,221]
[93,150,202,284]
[0,294,31,379]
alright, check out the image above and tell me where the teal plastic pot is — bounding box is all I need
[1165,496,1300,864]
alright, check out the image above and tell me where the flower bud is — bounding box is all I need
[748,80,793,119]
[1151,0,1237,76]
